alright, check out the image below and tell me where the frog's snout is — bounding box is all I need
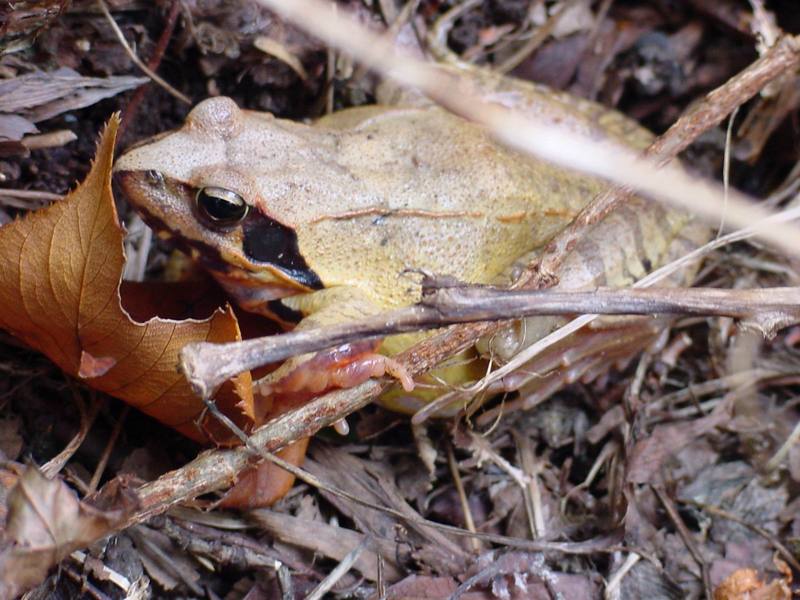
[112,167,150,210]
[113,139,163,175]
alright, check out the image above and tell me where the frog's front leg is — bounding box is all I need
[254,286,414,418]
[221,287,413,509]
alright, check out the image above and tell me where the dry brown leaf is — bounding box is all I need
[0,115,254,443]
[0,68,147,123]
[0,114,37,143]
[383,575,492,599]
[713,566,792,600]
[0,466,130,599]
[254,36,309,80]
[627,399,732,484]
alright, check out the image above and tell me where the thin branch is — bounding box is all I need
[686,500,800,573]
[20,130,77,150]
[446,444,480,552]
[604,553,641,600]
[652,486,713,599]
[88,405,129,493]
[97,0,191,105]
[0,189,61,202]
[87,378,622,559]
[306,535,371,600]
[180,286,800,397]
[765,417,800,472]
[119,0,184,138]
[40,388,99,478]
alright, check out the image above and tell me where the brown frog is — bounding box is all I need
[114,63,707,506]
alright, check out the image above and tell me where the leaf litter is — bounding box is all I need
[0,0,798,598]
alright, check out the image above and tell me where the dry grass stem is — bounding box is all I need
[96,0,191,105]
[254,0,800,258]
[305,535,371,600]
[446,444,480,552]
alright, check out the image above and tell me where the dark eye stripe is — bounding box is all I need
[242,211,323,290]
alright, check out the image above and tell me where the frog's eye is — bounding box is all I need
[196,187,249,226]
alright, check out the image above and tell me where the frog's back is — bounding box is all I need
[295,104,639,306]
[376,61,655,151]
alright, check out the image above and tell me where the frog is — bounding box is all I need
[113,62,708,507]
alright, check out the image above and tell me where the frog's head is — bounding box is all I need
[114,97,324,306]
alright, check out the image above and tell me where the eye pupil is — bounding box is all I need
[196,187,248,225]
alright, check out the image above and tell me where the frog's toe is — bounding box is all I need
[327,352,414,391]
[379,356,414,391]
[256,341,414,398]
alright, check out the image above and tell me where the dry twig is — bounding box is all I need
[181,285,800,396]
[652,486,713,598]
[685,500,800,573]
[97,0,191,106]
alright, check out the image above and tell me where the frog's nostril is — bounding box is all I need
[145,170,164,186]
